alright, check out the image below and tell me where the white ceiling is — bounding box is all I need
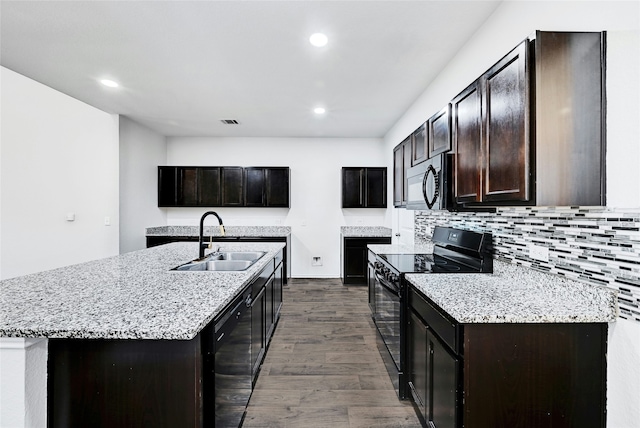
[0,0,501,138]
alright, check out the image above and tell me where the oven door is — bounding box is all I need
[372,270,401,371]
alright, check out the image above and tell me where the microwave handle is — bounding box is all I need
[423,165,440,209]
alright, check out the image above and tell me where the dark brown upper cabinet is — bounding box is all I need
[221,167,244,206]
[428,104,452,158]
[483,39,530,203]
[158,166,221,207]
[533,31,605,206]
[245,167,290,208]
[451,31,605,208]
[393,137,412,207]
[342,167,387,208]
[264,167,290,207]
[452,40,530,205]
[158,166,289,208]
[452,81,483,204]
[198,167,222,206]
[411,123,428,166]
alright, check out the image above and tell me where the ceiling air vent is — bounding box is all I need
[220,119,239,125]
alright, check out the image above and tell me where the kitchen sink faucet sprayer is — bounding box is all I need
[199,211,225,258]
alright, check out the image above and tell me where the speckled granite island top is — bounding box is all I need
[406,260,618,324]
[0,242,285,340]
[340,226,392,237]
[146,225,291,237]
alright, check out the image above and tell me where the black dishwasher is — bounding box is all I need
[204,287,252,428]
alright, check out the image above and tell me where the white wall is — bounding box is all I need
[119,117,167,254]
[0,66,120,426]
[0,67,120,279]
[166,137,389,277]
[382,2,640,426]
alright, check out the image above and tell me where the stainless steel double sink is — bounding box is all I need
[173,251,266,272]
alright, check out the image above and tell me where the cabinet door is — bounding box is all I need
[250,286,266,383]
[452,81,482,204]
[222,167,244,206]
[393,144,405,207]
[408,310,428,423]
[158,166,178,207]
[393,138,412,207]
[344,244,367,282]
[245,167,266,206]
[265,167,290,207]
[412,123,428,166]
[178,167,198,206]
[483,40,530,202]
[365,168,387,208]
[342,168,364,208]
[198,167,221,206]
[273,259,283,320]
[265,275,275,344]
[430,332,458,428]
[429,105,452,158]
[402,139,412,206]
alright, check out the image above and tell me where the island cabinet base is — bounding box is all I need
[48,337,203,428]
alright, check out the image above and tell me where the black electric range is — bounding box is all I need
[369,226,493,399]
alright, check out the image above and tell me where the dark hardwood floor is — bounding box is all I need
[243,278,420,427]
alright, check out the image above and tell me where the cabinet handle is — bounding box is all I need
[360,173,364,205]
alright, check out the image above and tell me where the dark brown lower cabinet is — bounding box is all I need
[407,287,606,428]
[408,310,458,428]
[341,236,391,284]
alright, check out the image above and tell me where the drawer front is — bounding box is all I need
[409,287,459,354]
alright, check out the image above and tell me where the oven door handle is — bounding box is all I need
[375,271,400,296]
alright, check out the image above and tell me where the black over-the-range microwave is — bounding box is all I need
[405,153,453,211]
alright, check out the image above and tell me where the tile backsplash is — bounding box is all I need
[415,206,640,323]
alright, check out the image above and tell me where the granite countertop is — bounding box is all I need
[0,242,285,340]
[146,225,291,237]
[406,260,618,324]
[340,226,392,238]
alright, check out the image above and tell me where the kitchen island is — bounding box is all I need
[0,241,285,427]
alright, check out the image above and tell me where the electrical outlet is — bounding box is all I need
[529,244,549,262]
[312,256,323,266]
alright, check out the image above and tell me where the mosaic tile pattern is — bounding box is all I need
[414,207,640,323]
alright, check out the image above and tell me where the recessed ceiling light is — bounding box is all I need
[309,33,328,47]
[314,107,326,115]
[100,79,119,88]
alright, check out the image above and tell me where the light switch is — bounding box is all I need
[104,216,111,226]
[66,212,75,222]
